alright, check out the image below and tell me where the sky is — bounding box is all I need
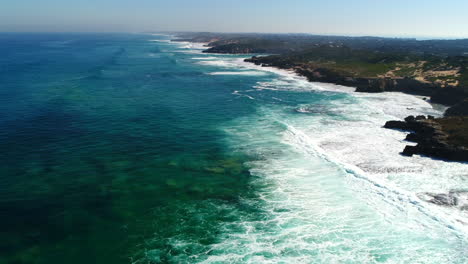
[1,0,467,38]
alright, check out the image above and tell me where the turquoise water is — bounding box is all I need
[0,33,467,263]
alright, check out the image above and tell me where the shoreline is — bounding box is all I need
[162,36,468,235]
[239,57,450,114]
[243,59,468,162]
[244,56,449,103]
[173,38,450,106]
[171,37,468,162]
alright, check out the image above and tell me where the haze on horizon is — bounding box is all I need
[1,0,467,39]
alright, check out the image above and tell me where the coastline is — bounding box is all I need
[251,61,468,162]
[188,40,468,162]
[184,44,468,222]
[150,37,468,259]
[168,36,468,162]
[2,32,467,264]
[174,39,445,102]
[243,56,455,103]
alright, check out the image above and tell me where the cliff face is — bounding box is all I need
[203,44,265,54]
[246,56,440,97]
[445,99,468,116]
[356,78,437,95]
[432,88,468,105]
[245,56,468,107]
[297,69,438,96]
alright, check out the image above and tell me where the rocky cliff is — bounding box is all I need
[245,56,463,100]
[384,115,468,162]
[191,36,468,162]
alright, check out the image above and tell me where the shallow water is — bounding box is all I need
[0,33,467,263]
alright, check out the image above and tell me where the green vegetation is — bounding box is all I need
[248,45,466,82]
[177,32,468,90]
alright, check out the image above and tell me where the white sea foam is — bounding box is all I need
[208,71,267,76]
[178,42,208,50]
[232,90,255,100]
[148,33,170,36]
[209,112,466,263]
[192,57,218,60]
[169,39,468,222]
[148,39,171,43]
[146,38,468,263]
[207,50,467,262]
[196,60,239,67]
[207,105,468,263]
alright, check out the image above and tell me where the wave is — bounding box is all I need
[196,60,238,67]
[148,39,171,43]
[282,122,467,234]
[140,38,468,263]
[191,57,218,60]
[232,90,255,100]
[179,42,208,50]
[208,71,267,76]
[252,76,468,233]
[204,103,468,262]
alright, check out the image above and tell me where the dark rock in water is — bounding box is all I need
[402,145,418,156]
[405,115,416,122]
[431,194,457,206]
[384,119,428,132]
[384,120,409,130]
[405,133,420,142]
[385,116,468,162]
[419,190,468,209]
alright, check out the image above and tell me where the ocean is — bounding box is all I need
[0,33,467,263]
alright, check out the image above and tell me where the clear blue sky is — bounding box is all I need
[1,0,467,38]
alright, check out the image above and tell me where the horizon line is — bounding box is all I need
[1,30,468,41]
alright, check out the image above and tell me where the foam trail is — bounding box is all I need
[282,122,466,235]
[192,57,218,60]
[140,39,468,263]
[203,107,468,263]
[149,39,171,43]
[232,90,255,100]
[208,71,267,76]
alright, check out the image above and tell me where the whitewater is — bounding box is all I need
[150,38,468,263]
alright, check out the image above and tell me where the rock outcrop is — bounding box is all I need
[384,116,468,162]
[418,190,468,210]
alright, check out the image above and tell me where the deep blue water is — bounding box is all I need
[0,33,467,263]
